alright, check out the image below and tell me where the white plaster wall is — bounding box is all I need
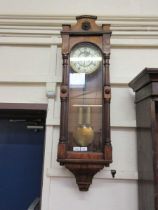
[49,178,138,210]
[0,0,157,16]
[0,1,158,209]
[0,46,50,81]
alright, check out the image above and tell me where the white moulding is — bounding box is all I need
[46,167,138,181]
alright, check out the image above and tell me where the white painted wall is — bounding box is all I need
[0,1,158,209]
[0,0,157,16]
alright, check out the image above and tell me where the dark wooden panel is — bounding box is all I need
[129,69,158,210]
[136,99,155,210]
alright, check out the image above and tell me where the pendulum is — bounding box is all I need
[73,106,94,147]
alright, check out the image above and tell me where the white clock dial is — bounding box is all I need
[70,44,102,74]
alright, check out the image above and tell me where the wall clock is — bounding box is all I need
[57,15,112,191]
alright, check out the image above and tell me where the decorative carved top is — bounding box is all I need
[76,15,97,20]
[61,15,111,35]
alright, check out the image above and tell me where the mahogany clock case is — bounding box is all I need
[57,15,112,191]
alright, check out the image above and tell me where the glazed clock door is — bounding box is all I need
[68,43,103,152]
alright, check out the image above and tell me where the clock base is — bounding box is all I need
[57,144,112,191]
[65,163,104,191]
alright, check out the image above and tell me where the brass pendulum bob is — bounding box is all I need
[73,107,94,147]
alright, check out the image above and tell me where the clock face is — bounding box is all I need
[70,44,102,74]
